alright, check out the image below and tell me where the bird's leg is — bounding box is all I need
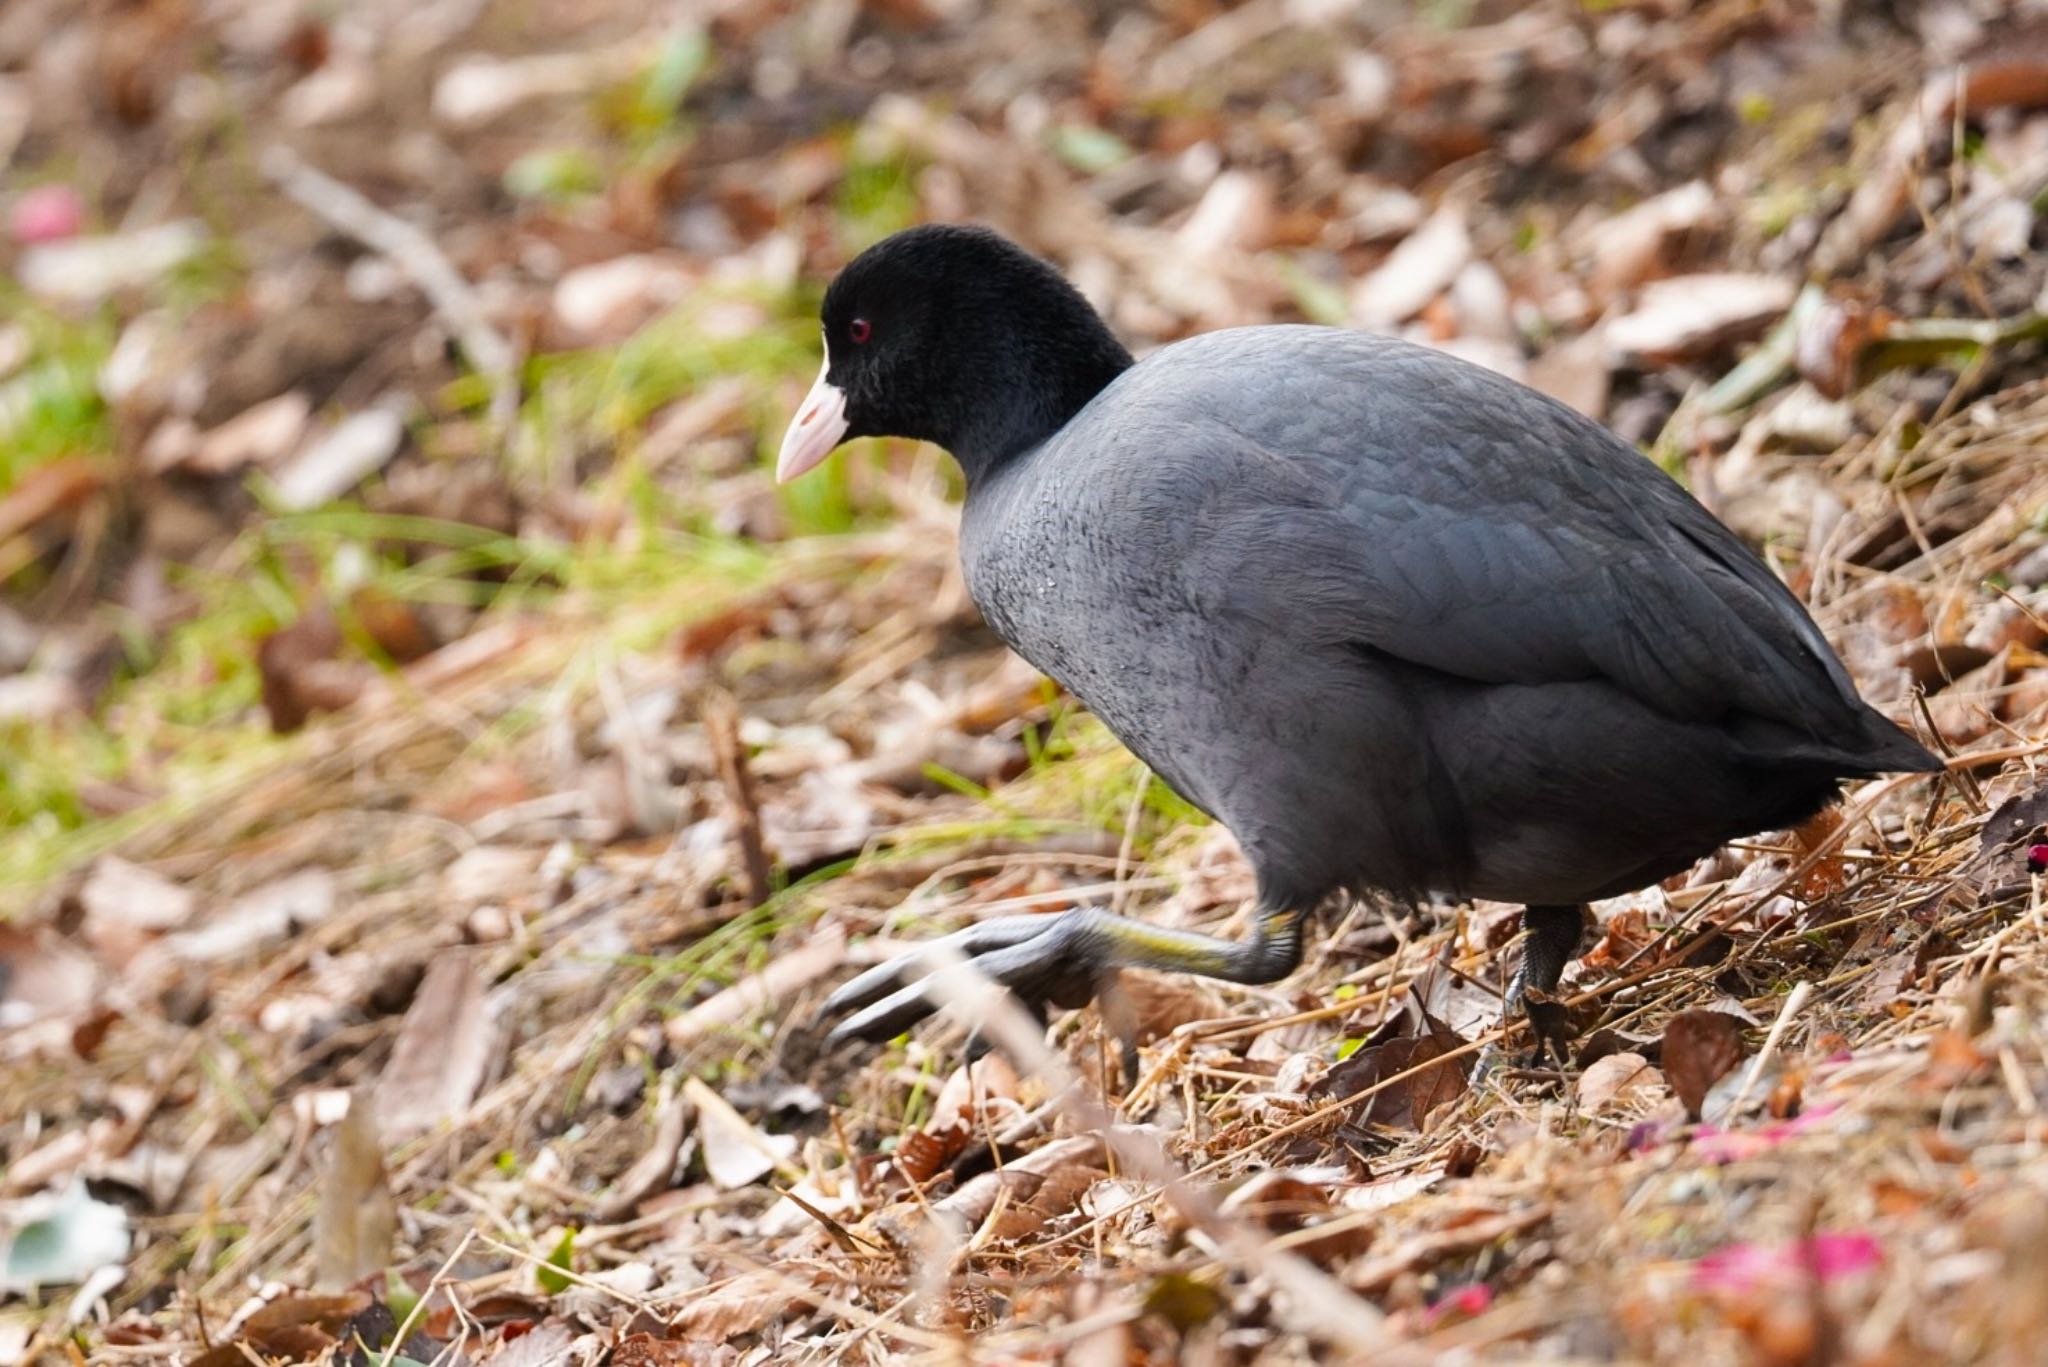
[1502,904,1587,1014]
[1494,903,1587,1069]
[820,903,1308,1068]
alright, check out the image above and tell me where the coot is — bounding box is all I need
[777,224,1941,1049]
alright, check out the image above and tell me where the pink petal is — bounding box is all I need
[1423,1283,1494,1325]
[1806,1232,1885,1280]
[1692,1232,1882,1295]
[11,185,85,244]
[1690,1103,1842,1163]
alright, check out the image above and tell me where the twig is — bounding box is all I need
[261,146,518,417]
[702,689,774,907]
[1724,979,1814,1119]
[1110,768,1149,915]
[376,1227,475,1367]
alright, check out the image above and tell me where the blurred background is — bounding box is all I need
[5,1,2048,1362]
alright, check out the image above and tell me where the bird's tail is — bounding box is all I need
[1732,707,1944,777]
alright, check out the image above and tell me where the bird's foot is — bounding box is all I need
[823,908,1119,1051]
[1475,973,1573,1082]
[823,903,1303,1085]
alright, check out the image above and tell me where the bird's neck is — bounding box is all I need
[950,327,1134,489]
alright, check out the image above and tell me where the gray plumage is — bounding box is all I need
[964,325,1931,912]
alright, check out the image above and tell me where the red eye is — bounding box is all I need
[849,318,872,344]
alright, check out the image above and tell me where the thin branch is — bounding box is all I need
[703,689,774,907]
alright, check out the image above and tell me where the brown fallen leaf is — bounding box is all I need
[376,948,495,1141]
[1580,907,1655,972]
[167,868,336,963]
[1663,1010,1749,1121]
[1582,180,1716,298]
[910,1132,1109,1238]
[0,456,106,547]
[1577,1051,1663,1115]
[313,1091,395,1289]
[1790,805,1849,899]
[257,607,363,734]
[1923,1028,1989,1088]
[1820,56,2048,272]
[1317,1025,1470,1132]
[1105,970,1230,1045]
[1526,325,1612,420]
[1219,1170,1372,1260]
[233,1290,370,1359]
[667,1268,804,1341]
[888,1055,1025,1190]
[984,1160,1108,1244]
[490,1322,584,1367]
[347,585,436,664]
[1576,1026,1662,1070]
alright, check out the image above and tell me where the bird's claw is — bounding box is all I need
[821,909,1113,1050]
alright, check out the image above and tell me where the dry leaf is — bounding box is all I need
[680,1075,796,1190]
[1351,204,1471,328]
[1526,325,1612,419]
[1580,908,1655,971]
[983,1159,1107,1244]
[1663,1010,1748,1121]
[666,1268,797,1340]
[313,1092,394,1289]
[889,1055,1025,1188]
[1604,273,1794,363]
[488,1321,581,1367]
[928,1053,1022,1133]
[921,1132,1108,1234]
[74,856,195,934]
[1790,805,1849,899]
[1794,293,1893,398]
[376,948,495,1141]
[1317,1025,1470,1132]
[182,392,311,475]
[0,457,105,549]
[257,608,364,734]
[1583,180,1715,296]
[1576,1052,1662,1114]
[0,925,101,1026]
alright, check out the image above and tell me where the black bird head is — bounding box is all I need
[777,224,1134,486]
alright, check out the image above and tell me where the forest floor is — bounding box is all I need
[5,1,2048,1363]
